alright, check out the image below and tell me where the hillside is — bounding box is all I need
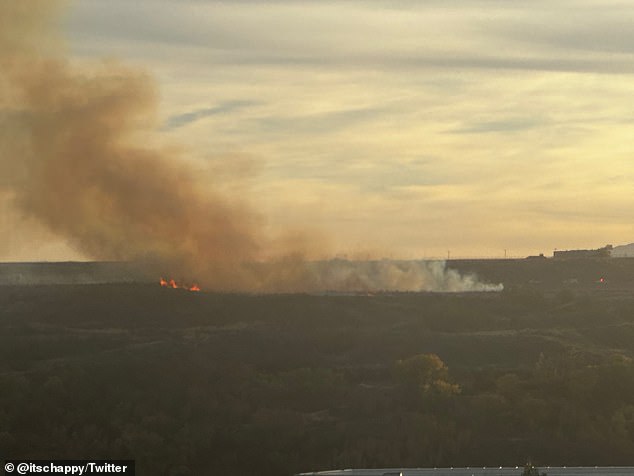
[2,279,634,474]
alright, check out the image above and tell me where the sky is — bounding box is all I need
[4,0,634,261]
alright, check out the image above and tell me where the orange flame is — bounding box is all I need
[159,277,201,292]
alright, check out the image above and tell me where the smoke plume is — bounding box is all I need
[1,1,263,290]
[0,2,502,293]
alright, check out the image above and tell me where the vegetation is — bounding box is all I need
[2,283,634,474]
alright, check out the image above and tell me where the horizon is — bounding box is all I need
[1,241,633,264]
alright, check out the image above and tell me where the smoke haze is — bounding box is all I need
[0,2,502,293]
[279,260,503,293]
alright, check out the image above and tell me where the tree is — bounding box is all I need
[396,353,460,399]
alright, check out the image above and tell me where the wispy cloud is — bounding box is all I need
[448,117,544,134]
[163,100,255,130]
[66,1,634,76]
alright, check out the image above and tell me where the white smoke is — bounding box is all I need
[296,260,503,293]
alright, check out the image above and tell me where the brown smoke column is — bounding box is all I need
[0,1,273,291]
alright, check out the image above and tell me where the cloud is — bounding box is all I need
[244,106,388,136]
[65,1,634,76]
[447,117,544,134]
[163,100,255,129]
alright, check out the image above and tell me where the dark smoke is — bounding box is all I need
[0,2,502,293]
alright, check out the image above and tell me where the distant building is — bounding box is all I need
[553,244,613,259]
